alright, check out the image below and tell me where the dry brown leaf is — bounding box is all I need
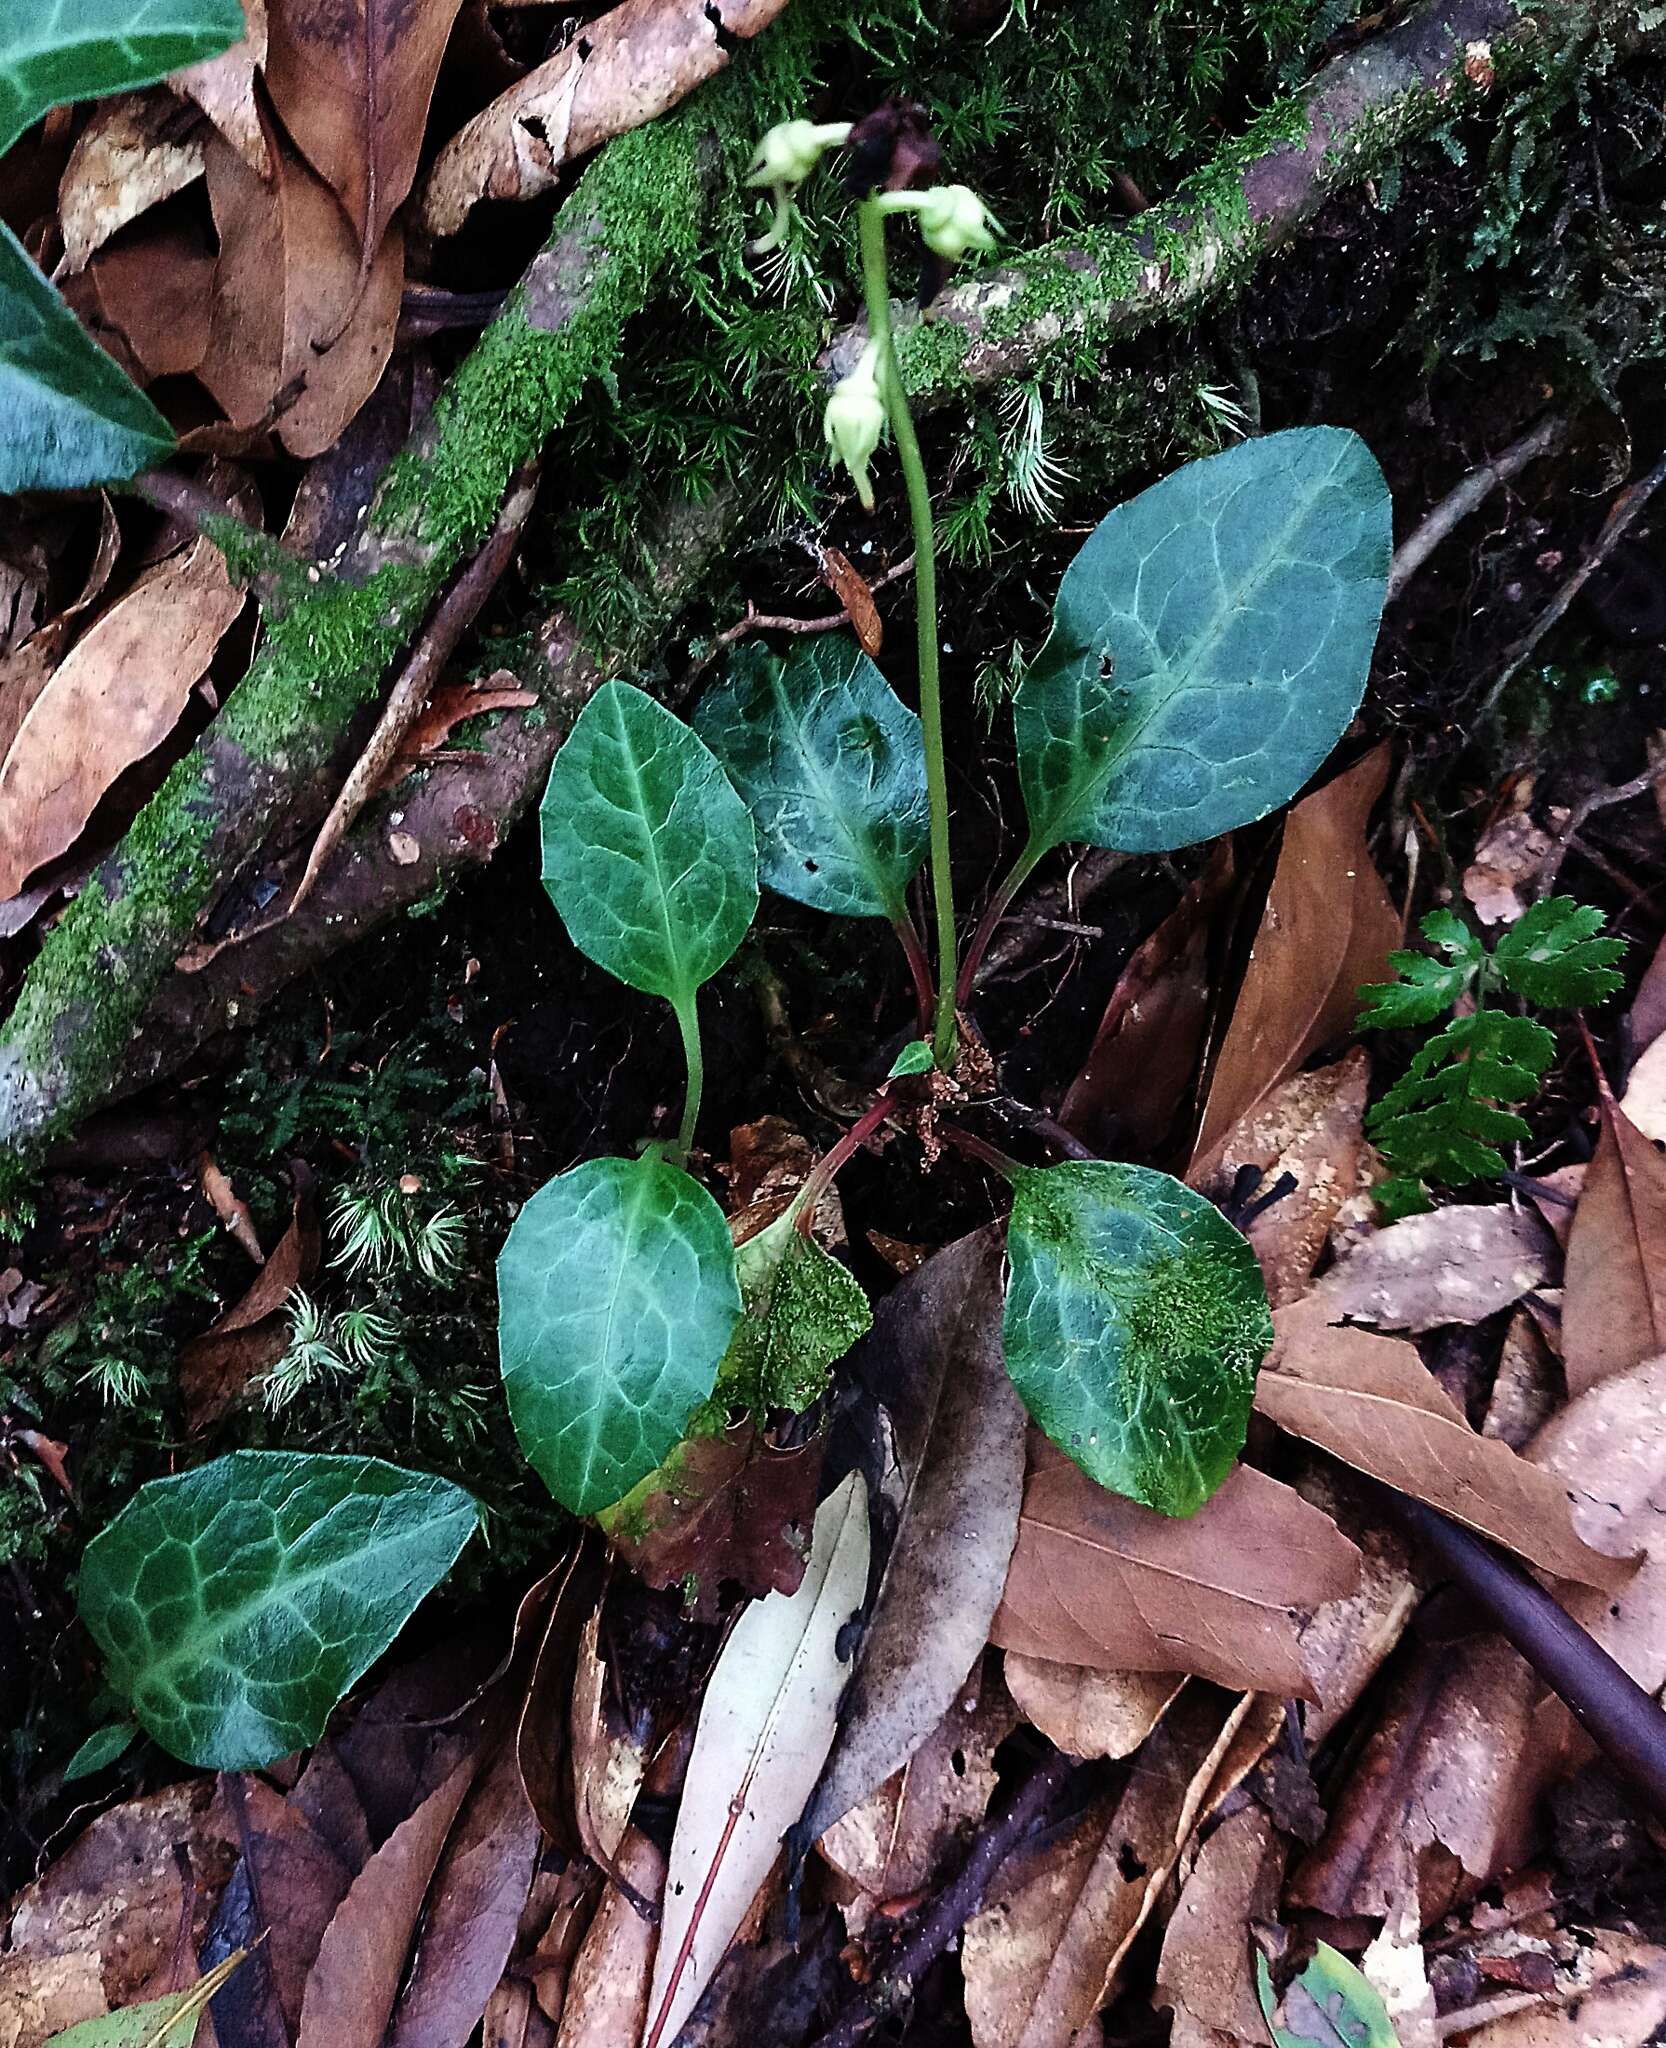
[1001,1658,1182,1761]
[1461,789,1554,927]
[1256,1297,1633,1590]
[0,528,247,901]
[179,1165,319,1429]
[553,1827,664,2048]
[1213,1048,1371,1305]
[818,1660,1016,1907]
[1629,932,1666,1057]
[962,1690,1256,2048]
[1155,1804,1285,2048]
[56,92,204,275]
[198,1150,264,1261]
[265,0,465,263]
[1482,1310,1560,1450]
[420,0,792,235]
[1310,1203,1555,1334]
[817,544,882,657]
[1560,1086,1666,1395]
[1454,1930,1666,2048]
[198,128,403,457]
[1060,842,1235,1160]
[1361,1861,1440,2048]
[87,223,215,381]
[568,1607,648,1871]
[988,1434,1360,1697]
[376,676,539,789]
[515,1538,607,1852]
[1190,744,1399,1179]
[297,1752,480,2048]
[169,0,271,179]
[1287,1464,1419,1745]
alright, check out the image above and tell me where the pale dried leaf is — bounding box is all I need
[1311,1204,1555,1334]
[1561,1090,1666,1395]
[1156,1804,1284,2046]
[170,0,271,179]
[1002,1659,1181,1761]
[57,93,204,276]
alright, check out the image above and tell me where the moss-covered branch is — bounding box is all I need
[826,0,1643,399]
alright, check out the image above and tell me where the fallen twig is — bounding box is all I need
[685,554,916,679]
[1534,757,1666,899]
[1387,413,1567,601]
[809,1746,1076,2048]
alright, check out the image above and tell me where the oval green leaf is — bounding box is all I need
[723,1204,872,1413]
[1002,1160,1273,1517]
[693,635,929,921]
[0,222,174,494]
[1013,427,1391,859]
[78,1451,480,1769]
[499,1151,742,1515]
[541,680,758,1004]
[62,1718,138,1782]
[0,0,245,159]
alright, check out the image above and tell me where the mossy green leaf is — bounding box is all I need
[0,0,245,159]
[78,1452,479,1770]
[1002,1161,1272,1517]
[1013,427,1391,859]
[0,222,174,494]
[540,680,758,1005]
[693,635,928,921]
[499,1151,741,1514]
[722,1205,872,1413]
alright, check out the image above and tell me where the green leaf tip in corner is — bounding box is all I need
[0,222,175,495]
[77,1451,479,1771]
[1012,426,1391,863]
[887,1038,934,1079]
[62,1719,139,1782]
[540,679,758,1005]
[723,1203,872,1413]
[1002,1160,1272,1517]
[1257,1943,1401,2048]
[498,1150,742,1516]
[0,0,247,160]
[693,634,929,922]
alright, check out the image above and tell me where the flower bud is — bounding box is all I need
[914,184,998,263]
[823,342,887,510]
[745,120,852,251]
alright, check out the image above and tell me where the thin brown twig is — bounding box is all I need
[685,554,916,679]
[809,1747,1075,2048]
[287,463,541,916]
[1481,446,1666,715]
[126,470,304,605]
[1386,413,1567,602]
[1534,758,1666,900]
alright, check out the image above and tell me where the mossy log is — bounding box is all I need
[0,0,1647,1184]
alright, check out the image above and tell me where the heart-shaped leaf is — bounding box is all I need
[1003,1161,1273,1516]
[0,0,245,159]
[78,1451,479,1769]
[1013,427,1391,860]
[693,635,928,921]
[499,1151,742,1515]
[0,221,174,492]
[540,680,757,1007]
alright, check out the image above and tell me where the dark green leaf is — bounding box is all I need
[0,0,245,158]
[887,1038,934,1078]
[62,1719,138,1781]
[78,1452,479,1769]
[1002,1161,1272,1517]
[0,221,174,494]
[1365,1009,1554,1194]
[1012,427,1391,858]
[722,1206,872,1412]
[499,1151,741,1515]
[693,636,928,921]
[1493,895,1626,1009]
[540,681,757,1006]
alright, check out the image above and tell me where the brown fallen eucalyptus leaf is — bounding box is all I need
[798,1227,1026,1848]
[297,1751,480,2048]
[197,127,403,457]
[514,1538,607,1852]
[961,1690,1259,2048]
[0,520,249,902]
[265,0,466,265]
[1212,1048,1371,1306]
[421,0,791,236]
[818,1659,1018,1910]
[989,1434,1361,1697]
[1001,1657,1183,1761]
[568,1606,649,1871]
[387,1732,541,2048]
[554,1825,665,2048]
[85,223,216,383]
[1559,1083,1666,1395]
[646,1473,870,2048]
[1156,1803,1285,2048]
[1256,1296,1633,1590]
[376,675,539,790]
[1190,744,1399,1179]
[56,92,204,275]
[179,1163,319,1429]
[169,0,271,179]
[1060,842,1236,1160]
[1309,1203,1555,1334]
[817,544,883,657]
[0,498,121,766]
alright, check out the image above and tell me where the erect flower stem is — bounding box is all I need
[856,197,958,1071]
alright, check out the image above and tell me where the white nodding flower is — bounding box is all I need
[909,184,1000,264]
[823,341,887,510]
[745,119,852,251]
